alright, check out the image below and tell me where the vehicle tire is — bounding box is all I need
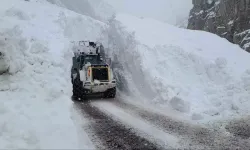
[104,87,116,98]
[72,79,85,100]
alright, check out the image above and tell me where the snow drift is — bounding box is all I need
[0,0,103,148]
[113,14,250,123]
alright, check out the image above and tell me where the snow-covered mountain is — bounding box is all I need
[103,0,192,27]
[1,0,250,148]
[47,0,115,22]
[47,0,97,19]
[88,0,116,21]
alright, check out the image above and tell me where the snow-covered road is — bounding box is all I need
[72,98,250,150]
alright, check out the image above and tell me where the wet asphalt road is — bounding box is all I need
[73,98,250,150]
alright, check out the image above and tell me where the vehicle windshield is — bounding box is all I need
[84,55,99,64]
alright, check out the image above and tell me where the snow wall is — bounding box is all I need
[92,12,250,124]
[0,0,103,148]
[112,14,250,123]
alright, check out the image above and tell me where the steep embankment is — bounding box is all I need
[115,13,250,123]
[0,0,103,148]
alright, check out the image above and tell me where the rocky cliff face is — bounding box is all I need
[188,0,250,52]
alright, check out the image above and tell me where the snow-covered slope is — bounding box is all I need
[103,0,192,27]
[47,0,97,19]
[88,0,116,21]
[0,0,103,148]
[116,14,250,123]
[47,0,115,22]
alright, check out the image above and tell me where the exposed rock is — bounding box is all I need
[188,0,250,52]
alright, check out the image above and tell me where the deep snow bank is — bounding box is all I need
[0,26,77,149]
[98,16,156,101]
[116,14,250,123]
[0,0,103,148]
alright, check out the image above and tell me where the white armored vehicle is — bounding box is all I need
[71,41,116,100]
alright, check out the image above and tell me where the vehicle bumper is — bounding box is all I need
[83,83,116,93]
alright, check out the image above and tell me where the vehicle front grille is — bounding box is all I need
[92,67,109,81]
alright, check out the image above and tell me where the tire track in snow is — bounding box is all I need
[70,103,96,149]
[76,101,162,150]
[111,99,250,149]
[111,100,214,148]
[91,100,184,149]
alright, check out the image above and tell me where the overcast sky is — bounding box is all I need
[103,0,193,25]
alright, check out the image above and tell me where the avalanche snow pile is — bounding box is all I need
[0,0,103,148]
[116,14,250,123]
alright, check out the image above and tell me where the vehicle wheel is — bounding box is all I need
[104,87,116,98]
[72,79,85,101]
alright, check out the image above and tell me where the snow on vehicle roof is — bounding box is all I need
[72,41,101,55]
